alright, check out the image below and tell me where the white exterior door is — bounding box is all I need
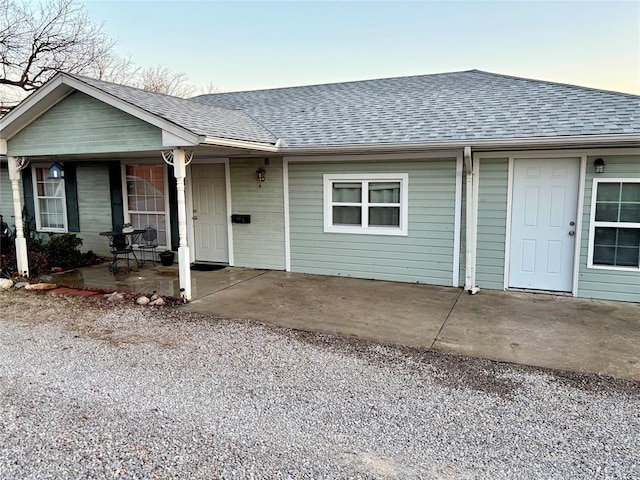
[192,163,228,263]
[509,158,580,292]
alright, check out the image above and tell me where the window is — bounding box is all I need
[323,173,409,235]
[124,164,169,247]
[32,165,67,232]
[589,179,640,270]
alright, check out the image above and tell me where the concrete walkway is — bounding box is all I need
[184,270,640,381]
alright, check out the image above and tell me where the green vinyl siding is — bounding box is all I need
[7,91,162,157]
[74,163,113,256]
[288,158,457,285]
[0,165,13,220]
[476,158,509,290]
[577,154,640,303]
[230,158,285,270]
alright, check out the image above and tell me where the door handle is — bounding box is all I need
[193,216,198,220]
[569,231,575,236]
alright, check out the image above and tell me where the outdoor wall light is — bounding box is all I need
[256,167,266,187]
[594,158,605,174]
[48,162,64,180]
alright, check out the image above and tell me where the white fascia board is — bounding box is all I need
[61,74,202,146]
[202,136,279,152]
[162,130,201,147]
[279,134,640,156]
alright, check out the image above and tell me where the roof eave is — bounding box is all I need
[278,133,640,155]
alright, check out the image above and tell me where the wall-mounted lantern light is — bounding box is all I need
[594,158,605,174]
[256,167,266,187]
[48,162,64,180]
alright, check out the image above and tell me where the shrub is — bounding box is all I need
[45,234,84,271]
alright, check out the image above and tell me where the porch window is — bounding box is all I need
[124,164,169,247]
[32,165,67,232]
[323,173,408,235]
[589,179,640,270]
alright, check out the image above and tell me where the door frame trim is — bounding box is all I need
[186,158,234,265]
[503,154,586,295]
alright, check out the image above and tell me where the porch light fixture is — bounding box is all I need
[48,162,64,180]
[256,167,266,187]
[594,158,605,174]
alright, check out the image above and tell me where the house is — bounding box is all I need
[0,70,638,302]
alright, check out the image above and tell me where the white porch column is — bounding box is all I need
[162,148,192,300]
[8,156,29,277]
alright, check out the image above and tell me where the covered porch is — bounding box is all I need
[0,72,284,301]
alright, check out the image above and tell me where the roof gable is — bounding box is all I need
[8,91,163,157]
[1,73,279,150]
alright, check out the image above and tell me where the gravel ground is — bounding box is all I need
[0,291,638,479]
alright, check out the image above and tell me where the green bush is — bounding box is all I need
[45,234,84,271]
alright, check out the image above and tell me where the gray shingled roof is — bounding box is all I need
[191,70,640,147]
[71,74,278,144]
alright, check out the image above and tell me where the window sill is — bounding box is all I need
[324,226,408,236]
[587,264,640,273]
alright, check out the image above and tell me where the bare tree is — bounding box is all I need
[0,0,116,96]
[0,0,214,106]
[198,81,223,95]
[92,52,139,85]
[135,65,197,98]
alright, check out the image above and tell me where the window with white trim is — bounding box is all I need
[323,173,409,235]
[589,179,640,270]
[32,165,67,232]
[124,164,169,247]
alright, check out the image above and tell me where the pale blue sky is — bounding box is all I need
[81,0,640,94]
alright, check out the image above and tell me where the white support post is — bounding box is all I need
[8,156,29,278]
[463,147,479,294]
[163,148,192,300]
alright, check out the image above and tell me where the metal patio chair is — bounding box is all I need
[108,232,134,273]
[138,225,158,265]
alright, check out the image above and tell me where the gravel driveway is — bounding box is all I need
[0,291,638,479]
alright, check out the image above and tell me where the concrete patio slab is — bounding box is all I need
[184,271,461,348]
[53,264,265,298]
[51,264,640,380]
[434,290,640,380]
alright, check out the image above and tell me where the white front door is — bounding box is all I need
[509,158,580,292]
[192,163,228,263]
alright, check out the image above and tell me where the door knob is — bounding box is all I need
[569,231,575,236]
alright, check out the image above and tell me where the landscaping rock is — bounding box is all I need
[136,296,150,306]
[0,279,13,290]
[24,283,57,290]
[104,292,124,302]
[13,282,29,289]
[149,297,165,306]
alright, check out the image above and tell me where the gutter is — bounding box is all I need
[202,136,282,152]
[275,133,640,156]
[463,147,480,294]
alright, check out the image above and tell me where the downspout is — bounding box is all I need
[464,146,480,294]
